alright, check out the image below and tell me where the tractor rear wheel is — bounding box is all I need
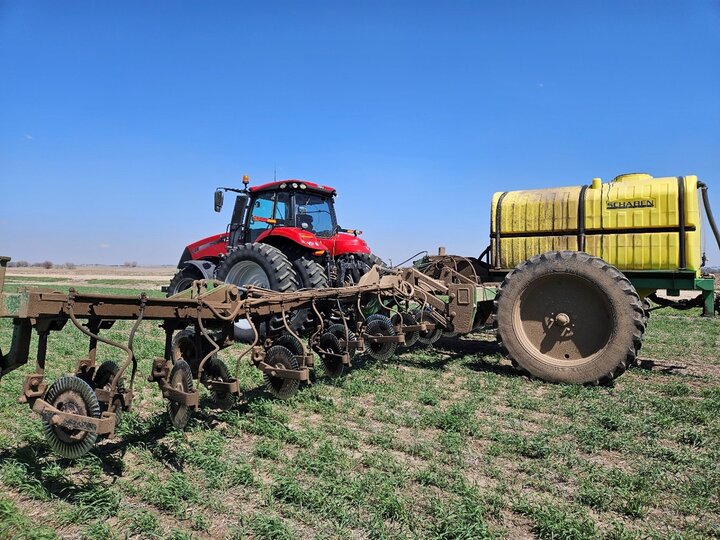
[216,243,298,293]
[283,245,329,333]
[494,251,644,385]
[216,244,299,340]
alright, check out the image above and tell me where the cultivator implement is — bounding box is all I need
[0,256,490,458]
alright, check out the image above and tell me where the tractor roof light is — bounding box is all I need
[242,175,250,186]
[280,183,287,189]
[300,183,306,189]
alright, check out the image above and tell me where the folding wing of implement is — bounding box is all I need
[0,256,490,458]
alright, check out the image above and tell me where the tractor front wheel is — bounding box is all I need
[494,251,644,385]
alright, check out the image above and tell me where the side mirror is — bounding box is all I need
[214,190,224,212]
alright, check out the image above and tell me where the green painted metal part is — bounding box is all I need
[625,270,716,317]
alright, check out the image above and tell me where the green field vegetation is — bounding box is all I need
[0,282,717,539]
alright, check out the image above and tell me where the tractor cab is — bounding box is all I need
[215,179,366,256]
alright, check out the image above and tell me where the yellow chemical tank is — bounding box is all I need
[490,174,702,273]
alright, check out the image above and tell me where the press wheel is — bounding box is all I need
[167,359,194,428]
[263,345,300,399]
[42,376,101,459]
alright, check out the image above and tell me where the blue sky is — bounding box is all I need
[1,1,719,265]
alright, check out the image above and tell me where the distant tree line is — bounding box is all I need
[7,261,76,269]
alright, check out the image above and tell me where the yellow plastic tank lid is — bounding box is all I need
[612,173,653,183]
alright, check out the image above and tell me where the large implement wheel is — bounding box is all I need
[43,376,101,459]
[494,251,644,385]
[263,345,300,399]
[167,360,194,428]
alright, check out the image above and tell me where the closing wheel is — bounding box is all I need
[319,332,344,378]
[392,312,419,348]
[494,251,644,385]
[43,376,101,459]
[327,324,357,361]
[263,345,300,399]
[167,360,194,428]
[201,357,235,410]
[172,328,218,375]
[92,360,125,429]
[415,310,442,345]
[365,314,397,361]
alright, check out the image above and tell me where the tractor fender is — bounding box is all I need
[179,259,217,280]
[256,227,326,251]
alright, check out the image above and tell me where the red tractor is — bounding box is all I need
[166,176,383,323]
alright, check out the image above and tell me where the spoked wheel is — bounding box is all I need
[318,332,344,378]
[415,310,443,345]
[392,312,419,348]
[494,251,644,385]
[43,376,101,459]
[167,360,194,428]
[327,323,357,362]
[92,360,126,430]
[201,357,235,410]
[364,314,397,361]
[263,345,300,399]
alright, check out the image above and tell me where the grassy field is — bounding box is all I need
[0,279,718,539]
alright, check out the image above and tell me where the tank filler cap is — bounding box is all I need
[612,173,653,183]
[591,178,602,189]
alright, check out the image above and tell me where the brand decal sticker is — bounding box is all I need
[607,200,655,210]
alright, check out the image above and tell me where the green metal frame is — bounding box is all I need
[624,271,715,317]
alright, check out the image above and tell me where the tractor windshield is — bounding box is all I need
[294,193,336,237]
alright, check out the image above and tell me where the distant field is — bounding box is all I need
[0,277,717,539]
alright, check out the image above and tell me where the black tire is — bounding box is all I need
[273,333,305,357]
[166,266,203,297]
[171,328,217,376]
[167,360,194,428]
[201,357,235,410]
[364,314,397,361]
[494,251,645,385]
[216,243,299,335]
[263,345,300,399]
[216,243,298,293]
[327,323,358,361]
[92,360,126,429]
[318,332,344,378]
[282,245,329,333]
[43,376,101,459]
[337,252,386,285]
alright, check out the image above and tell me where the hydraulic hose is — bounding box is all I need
[698,182,720,253]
